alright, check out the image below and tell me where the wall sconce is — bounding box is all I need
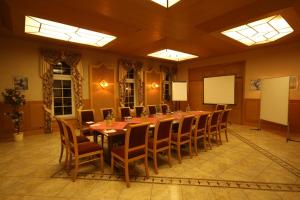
[151,82,159,89]
[99,80,108,88]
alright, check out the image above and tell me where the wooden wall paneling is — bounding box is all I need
[89,64,115,122]
[289,100,300,133]
[243,99,260,125]
[145,70,161,106]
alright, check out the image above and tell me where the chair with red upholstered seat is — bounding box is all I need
[171,115,195,163]
[192,113,210,155]
[148,118,174,174]
[55,117,90,166]
[148,105,157,115]
[101,108,114,120]
[207,110,223,148]
[161,104,169,114]
[78,109,95,136]
[119,107,131,120]
[134,106,144,117]
[111,123,150,187]
[61,119,103,181]
[219,109,231,142]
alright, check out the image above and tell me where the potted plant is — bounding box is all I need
[2,88,26,141]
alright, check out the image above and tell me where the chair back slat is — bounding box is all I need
[127,123,149,149]
[157,119,173,140]
[197,113,209,130]
[221,109,231,123]
[216,104,227,110]
[120,107,131,120]
[135,106,144,117]
[210,110,222,127]
[148,105,156,115]
[181,115,194,133]
[80,110,94,125]
[101,108,113,120]
[161,104,168,114]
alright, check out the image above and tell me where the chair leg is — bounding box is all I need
[203,136,207,151]
[125,163,130,187]
[144,155,149,178]
[177,144,181,164]
[189,139,193,159]
[218,130,222,145]
[59,144,64,163]
[194,137,198,155]
[73,158,79,182]
[225,129,228,142]
[111,155,114,174]
[153,151,158,174]
[167,147,172,167]
[64,147,69,169]
[100,152,104,173]
[208,133,212,150]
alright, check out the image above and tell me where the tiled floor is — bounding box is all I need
[1,124,300,200]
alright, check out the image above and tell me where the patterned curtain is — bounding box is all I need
[160,64,177,102]
[118,59,144,106]
[40,49,82,133]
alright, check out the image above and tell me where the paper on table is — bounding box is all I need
[103,129,116,133]
[86,121,94,125]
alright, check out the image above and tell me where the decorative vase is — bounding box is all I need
[13,132,23,142]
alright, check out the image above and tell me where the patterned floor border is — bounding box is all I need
[230,130,300,177]
[51,170,300,192]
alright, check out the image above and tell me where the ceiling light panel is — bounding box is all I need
[221,15,293,46]
[25,16,116,47]
[148,49,198,61]
[151,0,181,8]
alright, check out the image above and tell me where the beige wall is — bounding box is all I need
[178,41,300,100]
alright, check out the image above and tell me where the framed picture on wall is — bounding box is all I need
[250,79,261,90]
[13,76,28,90]
[289,76,298,90]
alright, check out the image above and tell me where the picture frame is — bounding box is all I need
[250,79,261,90]
[13,76,28,90]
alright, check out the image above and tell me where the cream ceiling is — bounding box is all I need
[1,0,300,62]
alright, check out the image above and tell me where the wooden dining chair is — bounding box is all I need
[215,104,227,110]
[171,115,195,163]
[62,119,103,181]
[101,108,114,120]
[148,118,174,174]
[55,117,90,166]
[78,109,95,136]
[207,110,223,148]
[134,106,144,117]
[161,104,168,114]
[148,105,157,115]
[119,107,131,120]
[192,113,210,155]
[111,123,150,187]
[219,109,232,142]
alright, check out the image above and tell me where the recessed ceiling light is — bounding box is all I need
[148,49,198,61]
[221,15,293,46]
[151,0,181,8]
[24,16,116,47]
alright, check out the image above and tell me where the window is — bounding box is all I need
[163,73,171,101]
[52,62,74,117]
[124,68,135,108]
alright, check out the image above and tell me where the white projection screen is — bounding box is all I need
[260,76,290,126]
[172,81,187,101]
[204,75,235,104]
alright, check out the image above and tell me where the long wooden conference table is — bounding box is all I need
[89,110,210,162]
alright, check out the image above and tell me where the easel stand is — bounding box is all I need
[286,122,300,143]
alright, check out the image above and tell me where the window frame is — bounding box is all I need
[52,65,75,119]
